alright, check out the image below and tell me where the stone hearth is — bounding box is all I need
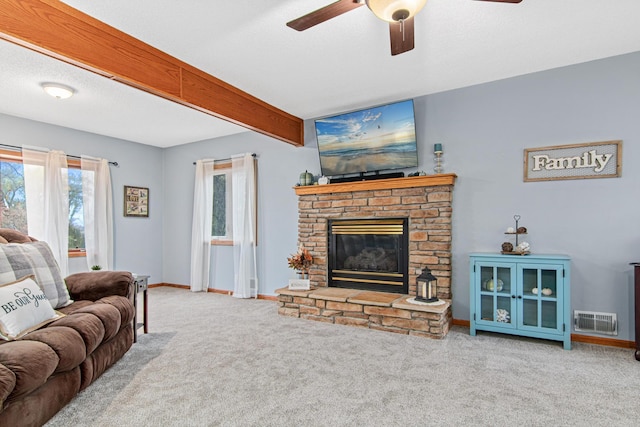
[278,174,457,339]
[276,287,452,338]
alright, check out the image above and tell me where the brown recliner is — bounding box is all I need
[0,229,135,427]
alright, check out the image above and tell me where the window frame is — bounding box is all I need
[210,162,233,246]
[209,159,258,247]
[0,148,86,257]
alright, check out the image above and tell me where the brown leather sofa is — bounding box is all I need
[0,229,135,426]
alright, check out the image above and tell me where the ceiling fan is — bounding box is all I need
[287,0,523,56]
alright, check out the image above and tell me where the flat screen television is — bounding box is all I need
[315,99,418,177]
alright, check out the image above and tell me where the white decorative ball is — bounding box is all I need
[531,287,538,295]
[542,288,553,296]
[506,227,515,233]
[484,278,504,292]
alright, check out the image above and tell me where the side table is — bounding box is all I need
[133,274,150,343]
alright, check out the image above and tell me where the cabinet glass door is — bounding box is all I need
[476,263,515,328]
[518,264,563,334]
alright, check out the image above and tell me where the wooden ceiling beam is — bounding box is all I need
[0,0,304,146]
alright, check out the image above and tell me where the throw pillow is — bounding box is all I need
[0,241,73,309]
[0,275,64,341]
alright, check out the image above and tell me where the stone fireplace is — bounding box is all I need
[277,174,456,339]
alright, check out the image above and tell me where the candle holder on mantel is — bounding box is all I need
[434,143,444,174]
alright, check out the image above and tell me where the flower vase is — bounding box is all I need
[289,271,310,290]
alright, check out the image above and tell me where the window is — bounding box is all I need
[67,168,85,250]
[209,159,257,246]
[211,168,232,241]
[0,149,86,254]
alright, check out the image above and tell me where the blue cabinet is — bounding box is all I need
[469,253,571,350]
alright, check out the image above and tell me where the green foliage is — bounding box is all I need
[0,161,27,233]
[90,265,102,270]
[68,169,85,249]
[0,160,85,248]
[211,174,226,237]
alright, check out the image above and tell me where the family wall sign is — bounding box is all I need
[523,140,622,182]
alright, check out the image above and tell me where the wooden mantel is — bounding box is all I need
[294,174,457,196]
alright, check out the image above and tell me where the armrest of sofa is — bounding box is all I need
[65,271,134,302]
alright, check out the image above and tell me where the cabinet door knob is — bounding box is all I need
[511,295,516,299]
[518,295,523,299]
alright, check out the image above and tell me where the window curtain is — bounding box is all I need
[232,153,258,299]
[190,159,215,292]
[22,147,70,277]
[81,156,114,270]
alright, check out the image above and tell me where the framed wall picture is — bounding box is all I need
[124,186,149,217]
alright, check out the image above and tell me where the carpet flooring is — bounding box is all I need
[46,287,640,426]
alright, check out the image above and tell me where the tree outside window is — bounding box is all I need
[0,159,85,249]
[211,169,232,241]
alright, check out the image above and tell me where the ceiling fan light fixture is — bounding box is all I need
[41,83,75,99]
[365,0,427,22]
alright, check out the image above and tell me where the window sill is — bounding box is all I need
[69,250,86,258]
[211,239,233,246]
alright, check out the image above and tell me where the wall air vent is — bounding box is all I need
[573,310,617,335]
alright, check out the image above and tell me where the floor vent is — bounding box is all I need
[573,310,617,335]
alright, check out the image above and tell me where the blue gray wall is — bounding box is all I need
[163,51,640,341]
[161,131,319,292]
[429,51,640,341]
[0,114,164,281]
[2,50,638,341]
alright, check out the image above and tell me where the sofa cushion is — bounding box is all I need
[0,241,72,308]
[0,340,59,402]
[58,300,95,315]
[49,312,106,355]
[74,304,121,342]
[0,276,63,341]
[98,295,135,330]
[0,363,16,408]
[21,326,86,374]
[0,367,81,427]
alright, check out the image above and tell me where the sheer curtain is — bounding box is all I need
[190,159,215,292]
[22,147,70,276]
[232,153,258,299]
[81,156,114,270]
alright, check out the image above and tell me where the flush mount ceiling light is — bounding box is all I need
[41,83,75,99]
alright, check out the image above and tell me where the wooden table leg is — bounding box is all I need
[143,288,148,334]
[133,288,138,343]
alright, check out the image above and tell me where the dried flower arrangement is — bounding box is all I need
[287,246,313,274]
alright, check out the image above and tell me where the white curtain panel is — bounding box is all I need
[81,156,114,270]
[189,159,215,292]
[232,153,258,299]
[22,147,70,277]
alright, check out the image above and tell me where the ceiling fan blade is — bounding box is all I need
[475,0,523,3]
[287,0,365,31]
[389,17,415,56]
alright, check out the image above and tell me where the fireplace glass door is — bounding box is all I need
[328,218,408,294]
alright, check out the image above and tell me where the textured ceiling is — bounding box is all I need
[1,0,639,147]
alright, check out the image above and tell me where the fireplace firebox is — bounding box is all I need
[328,218,409,294]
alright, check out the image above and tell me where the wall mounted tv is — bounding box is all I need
[315,99,418,178]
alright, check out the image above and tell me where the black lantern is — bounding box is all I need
[416,267,438,303]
